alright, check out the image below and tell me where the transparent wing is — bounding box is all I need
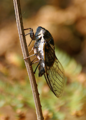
[44,57,65,98]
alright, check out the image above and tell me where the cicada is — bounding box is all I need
[24,26,66,97]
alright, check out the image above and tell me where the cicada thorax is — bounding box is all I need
[33,35,46,77]
[35,50,45,77]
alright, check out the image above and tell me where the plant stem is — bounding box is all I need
[13,0,44,120]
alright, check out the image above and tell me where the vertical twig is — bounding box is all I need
[13,0,44,120]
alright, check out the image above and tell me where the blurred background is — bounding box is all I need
[0,0,86,120]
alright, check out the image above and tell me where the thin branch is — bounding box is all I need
[13,0,44,120]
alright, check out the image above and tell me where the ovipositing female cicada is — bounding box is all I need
[24,26,66,97]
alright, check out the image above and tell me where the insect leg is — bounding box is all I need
[31,57,37,63]
[31,57,42,65]
[34,62,40,74]
[28,47,34,54]
[28,39,33,47]
[24,28,35,40]
[24,28,32,30]
[24,54,36,60]
[31,60,40,65]
[24,28,32,36]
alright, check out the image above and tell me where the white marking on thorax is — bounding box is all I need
[34,29,45,61]
[42,62,45,67]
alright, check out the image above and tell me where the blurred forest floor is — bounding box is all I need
[0,0,86,120]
